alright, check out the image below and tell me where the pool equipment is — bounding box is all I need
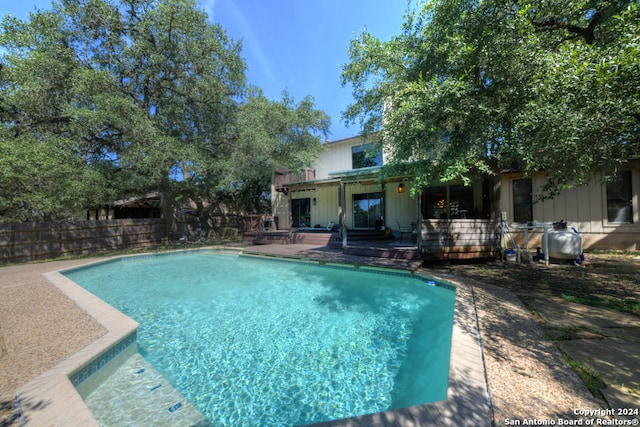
[504,219,584,265]
[500,214,521,262]
[548,229,583,260]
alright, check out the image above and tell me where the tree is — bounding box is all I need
[0,133,112,220]
[1,0,330,229]
[0,0,245,225]
[228,88,329,213]
[176,88,329,227]
[341,0,640,198]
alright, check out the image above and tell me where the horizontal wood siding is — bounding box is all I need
[0,219,166,264]
[420,219,500,259]
[499,167,640,250]
[312,185,340,227]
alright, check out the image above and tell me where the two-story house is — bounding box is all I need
[272,135,639,259]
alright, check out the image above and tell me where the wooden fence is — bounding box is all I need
[0,219,166,264]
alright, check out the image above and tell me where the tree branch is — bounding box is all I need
[532,16,597,44]
[533,0,623,45]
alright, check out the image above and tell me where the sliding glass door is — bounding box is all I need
[353,192,382,229]
[291,198,311,228]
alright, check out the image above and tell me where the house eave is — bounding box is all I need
[328,165,383,181]
[279,177,342,189]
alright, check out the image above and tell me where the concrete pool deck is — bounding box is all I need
[0,245,605,426]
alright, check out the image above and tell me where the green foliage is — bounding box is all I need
[197,88,329,215]
[560,351,605,398]
[341,0,640,197]
[0,0,329,222]
[0,134,114,221]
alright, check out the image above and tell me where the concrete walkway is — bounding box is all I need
[524,296,640,409]
[0,258,108,427]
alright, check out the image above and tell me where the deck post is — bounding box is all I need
[339,181,347,249]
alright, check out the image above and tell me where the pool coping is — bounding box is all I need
[15,249,492,427]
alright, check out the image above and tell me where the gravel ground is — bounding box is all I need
[0,259,107,427]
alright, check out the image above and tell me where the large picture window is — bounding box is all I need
[353,192,382,229]
[421,184,475,219]
[352,143,382,169]
[512,179,533,223]
[607,170,633,224]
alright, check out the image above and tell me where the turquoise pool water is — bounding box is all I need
[65,251,455,426]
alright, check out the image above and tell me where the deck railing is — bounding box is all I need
[419,218,500,260]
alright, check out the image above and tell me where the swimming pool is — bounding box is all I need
[64,250,456,426]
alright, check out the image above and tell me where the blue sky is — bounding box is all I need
[1,0,409,141]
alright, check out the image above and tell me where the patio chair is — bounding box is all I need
[397,222,412,242]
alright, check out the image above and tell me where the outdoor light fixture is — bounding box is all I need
[398,183,404,194]
[312,197,317,205]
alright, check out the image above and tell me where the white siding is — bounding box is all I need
[316,136,376,180]
[385,182,419,230]
[312,185,340,226]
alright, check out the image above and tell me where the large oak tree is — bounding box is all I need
[0,0,328,226]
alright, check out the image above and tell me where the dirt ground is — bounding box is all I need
[438,251,640,318]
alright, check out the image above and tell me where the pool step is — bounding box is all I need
[84,353,208,426]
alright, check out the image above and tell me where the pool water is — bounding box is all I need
[65,251,455,426]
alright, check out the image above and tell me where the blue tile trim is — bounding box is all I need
[69,332,137,387]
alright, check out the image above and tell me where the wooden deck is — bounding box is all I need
[246,220,501,263]
[245,230,421,268]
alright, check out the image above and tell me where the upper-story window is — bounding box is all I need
[352,143,382,169]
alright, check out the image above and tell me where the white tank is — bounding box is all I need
[548,230,582,260]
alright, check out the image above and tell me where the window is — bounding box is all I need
[353,192,382,229]
[352,143,382,169]
[606,170,633,224]
[421,184,476,219]
[291,198,311,228]
[512,179,533,223]
[448,184,474,218]
[423,186,448,219]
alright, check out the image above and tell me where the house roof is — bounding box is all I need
[328,165,383,181]
[112,192,161,208]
